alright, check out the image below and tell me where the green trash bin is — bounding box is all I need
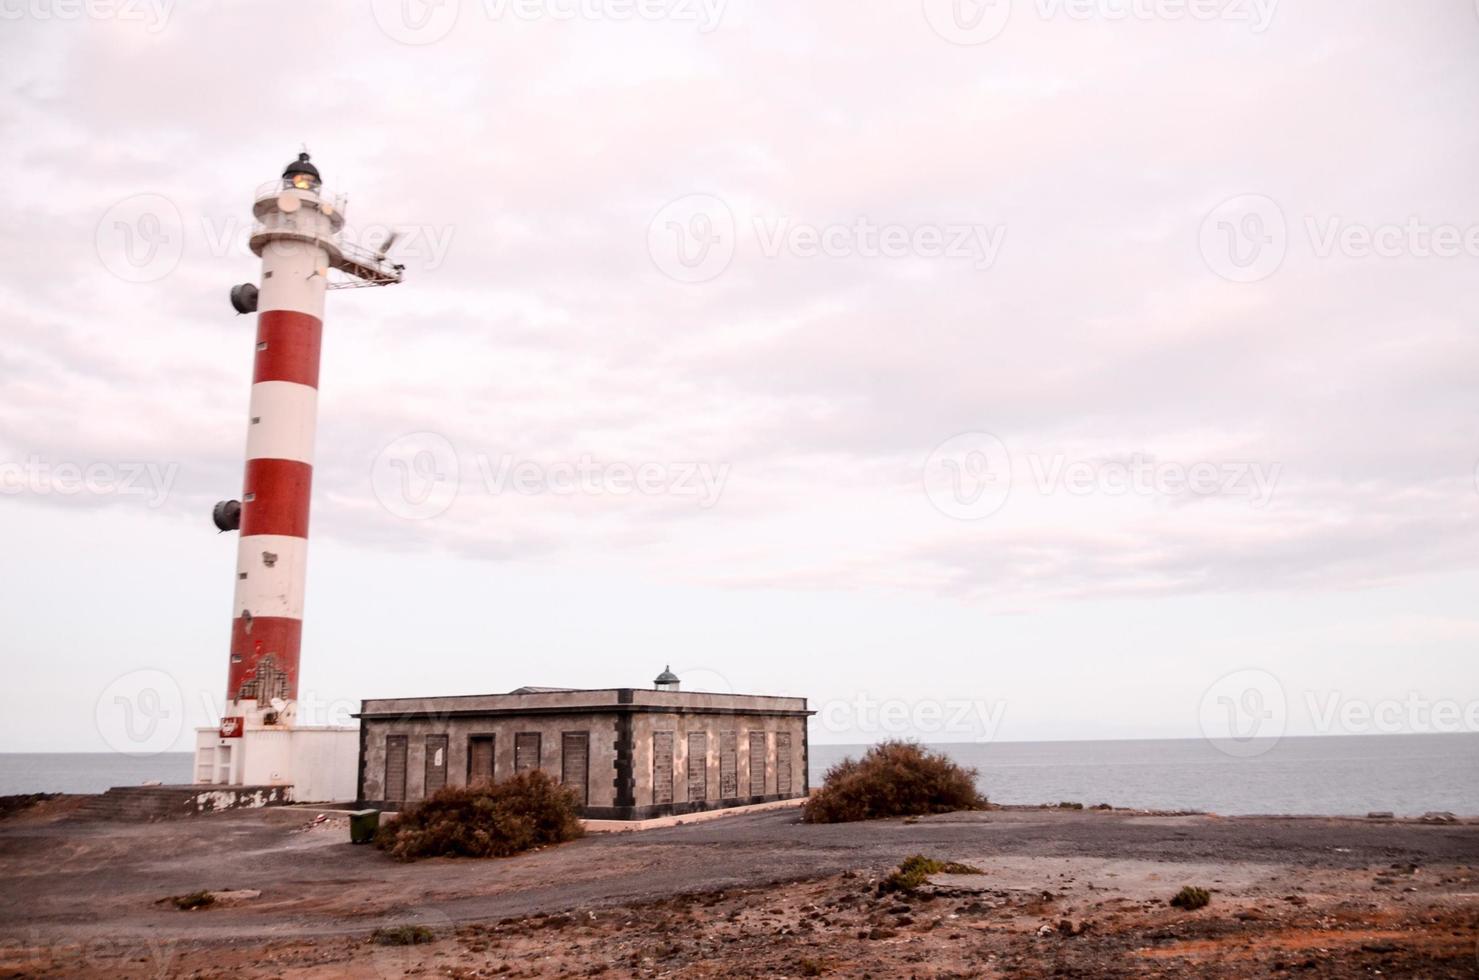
[349,809,380,845]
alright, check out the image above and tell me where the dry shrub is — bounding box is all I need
[371,925,435,945]
[164,891,215,911]
[374,770,584,861]
[879,854,984,894]
[1170,885,1211,910]
[803,740,985,824]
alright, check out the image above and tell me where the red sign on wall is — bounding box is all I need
[219,717,244,739]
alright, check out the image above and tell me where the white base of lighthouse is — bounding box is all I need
[192,723,358,803]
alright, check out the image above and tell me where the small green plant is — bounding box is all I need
[879,854,984,894]
[803,741,986,824]
[374,770,584,861]
[1170,886,1211,910]
[371,924,435,946]
[167,891,215,911]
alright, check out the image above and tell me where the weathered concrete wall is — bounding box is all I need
[73,784,293,822]
[356,689,812,818]
[627,711,807,817]
[359,712,621,807]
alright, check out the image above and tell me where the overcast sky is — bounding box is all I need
[2,0,1477,753]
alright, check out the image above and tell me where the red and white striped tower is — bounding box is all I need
[214,153,402,736]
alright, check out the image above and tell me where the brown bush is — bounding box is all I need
[374,770,584,861]
[1170,885,1211,910]
[802,740,985,824]
[371,924,435,945]
[163,891,215,911]
[879,854,985,894]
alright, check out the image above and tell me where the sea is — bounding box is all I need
[2,732,1474,817]
[810,733,1479,817]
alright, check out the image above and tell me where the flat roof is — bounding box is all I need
[356,687,812,720]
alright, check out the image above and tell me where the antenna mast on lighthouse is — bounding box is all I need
[197,153,401,793]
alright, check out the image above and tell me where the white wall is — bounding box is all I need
[194,725,358,803]
[286,727,359,802]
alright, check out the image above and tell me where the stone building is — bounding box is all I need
[355,672,813,819]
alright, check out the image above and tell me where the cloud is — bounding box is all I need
[1,0,1477,610]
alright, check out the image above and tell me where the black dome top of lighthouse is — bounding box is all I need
[282,152,320,182]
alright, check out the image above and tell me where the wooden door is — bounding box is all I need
[653,732,674,804]
[424,734,448,796]
[384,735,407,803]
[720,732,738,799]
[515,732,541,772]
[561,732,590,805]
[686,731,707,801]
[468,735,495,784]
[749,731,767,796]
[776,732,792,796]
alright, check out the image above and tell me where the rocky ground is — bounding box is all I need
[0,797,1474,978]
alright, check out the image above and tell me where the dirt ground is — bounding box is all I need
[0,797,1475,978]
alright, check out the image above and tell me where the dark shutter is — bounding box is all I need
[749,731,767,796]
[468,735,495,784]
[515,732,541,772]
[424,734,448,795]
[384,735,407,803]
[653,732,674,804]
[776,732,792,796]
[720,731,738,799]
[561,732,589,805]
[687,731,707,801]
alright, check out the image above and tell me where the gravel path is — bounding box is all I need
[0,802,1473,945]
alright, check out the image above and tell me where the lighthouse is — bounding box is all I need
[193,153,402,799]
